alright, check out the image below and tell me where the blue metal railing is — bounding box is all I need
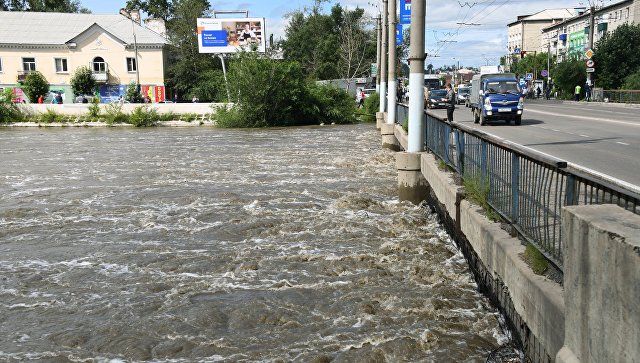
[399,103,640,269]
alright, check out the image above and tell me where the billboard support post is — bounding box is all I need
[218,54,231,102]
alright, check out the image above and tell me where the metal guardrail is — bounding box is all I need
[593,89,640,104]
[400,103,640,269]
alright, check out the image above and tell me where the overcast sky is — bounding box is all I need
[83,0,615,68]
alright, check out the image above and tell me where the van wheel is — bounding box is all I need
[515,116,522,125]
[480,113,487,126]
[473,109,480,124]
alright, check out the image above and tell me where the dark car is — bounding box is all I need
[426,89,449,109]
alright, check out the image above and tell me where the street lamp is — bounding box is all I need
[120,8,141,91]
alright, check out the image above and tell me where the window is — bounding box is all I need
[0,57,3,73]
[92,56,106,73]
[22,57,36,72]
[126,57,137,72]
[55,58,68,73]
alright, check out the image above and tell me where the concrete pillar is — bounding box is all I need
[379,0,388,113]
[396,152,428,204]
[380,123,400,151]
[375,14,382,94]
[386,0,397,124]
[407,0,426,152]
[557,204,640,363]
[376,111,385,130]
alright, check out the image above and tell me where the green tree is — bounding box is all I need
[551,59,586,99]
[510,52,550,80]
[2,0,89,12]
[70,66,97,96]
[0,89,23,123]
[164,0,215,102]
[593,23,640,89]
[125,0,172,21]
[22,71,49,103]
[623,68,640,90]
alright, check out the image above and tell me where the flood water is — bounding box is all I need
[0,124,508,362]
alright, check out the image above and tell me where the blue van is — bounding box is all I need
[469,74,524,126]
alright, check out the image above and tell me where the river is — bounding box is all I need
[0,124,508,362]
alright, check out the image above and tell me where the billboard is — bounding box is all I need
[197,17,266,53]
[400,0,411,24]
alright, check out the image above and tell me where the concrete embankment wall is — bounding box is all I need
[381,116,640,363]
[17,103,226,115]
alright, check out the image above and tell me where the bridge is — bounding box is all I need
[378,101,640,363]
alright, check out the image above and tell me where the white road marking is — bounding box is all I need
[579,134,590,137]
[526,108,640,126]
[616,141,630,146]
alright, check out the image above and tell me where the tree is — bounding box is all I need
[594,23,640,89]
[70,66,97,96]
[551,59,586,99]
[125,82,143,103]
[2,0,89,12]
[125,0,172,21]
[22,71,49,103]
[623,68,640,90]
[164,0,215,102]
[337,7,372,90]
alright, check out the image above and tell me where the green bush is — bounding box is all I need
[623,68,640,90]
[181,113,198,122]
[125,82,143,103]
[23,71,50,103]
[103,103,128,125]
[39,108,64,123]
[523,243,549,275]
[129,106,159,127]
[551,59,586,99]
[159,112,177,121]
[0,89,24,123]
[358,92,379,123]
[87,97,101,120]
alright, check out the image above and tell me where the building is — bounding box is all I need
[541,0,640,62]
[0,11,168,103]
[507,8,577,57]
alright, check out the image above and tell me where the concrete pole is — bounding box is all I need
[386,0,397,124]
[407,0,425,152]
[375,14,382,94]
[379,0,388,113]
[587,6,596,86]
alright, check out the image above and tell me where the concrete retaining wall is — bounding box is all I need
[17,103,226,115]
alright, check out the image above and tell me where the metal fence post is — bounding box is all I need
[565,174,578,206]
[511,153,520,236]
[480,139,488,190]
[457,130,465,177]
[443,123,450,165]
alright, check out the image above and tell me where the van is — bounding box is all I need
[469,73,524,126]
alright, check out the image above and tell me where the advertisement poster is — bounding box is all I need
[142,85,166,102]
[99,84,126,103]
[197,17,266,53]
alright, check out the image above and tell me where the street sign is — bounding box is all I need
[514,48,521,54]
[585,48,594,59]
[586,59,595,68]
[519,78,526,86]
[396,24,403,44]
[371,63,378,77]
[541,70,548,77]
[525,73,533,80]
[586,67,595,73]
[400,0,412,24]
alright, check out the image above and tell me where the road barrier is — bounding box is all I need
[398,103,640,270]
[593,89,640,104]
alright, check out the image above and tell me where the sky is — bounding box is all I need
[80,0,617,68]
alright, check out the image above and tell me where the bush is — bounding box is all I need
[623,68,640,90]
[125,82,143,103]
[215,52,356,128]
[358,92,379,122]
[159,112,177,121]
[23,71,50,103]
[70,66,97,96]
[181,113,198,122]
[0,89,23,123]
[87,97,101,120]
[551,59,586,99]
[103,103,128,125]
[129,106,159,127]
[38,108,64,123]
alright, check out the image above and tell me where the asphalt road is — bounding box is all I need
[428,99,640,188]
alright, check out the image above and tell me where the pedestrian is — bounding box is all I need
[37,95,43,104]
[536,86,541,99]
[81,95,88,103]
[356,89,365,108]
[545,85,551,100]
[55,93,63,104]
[444,83,455,122]
[574,84,581,102]
[396,86,402,103]
[585,83,591,102]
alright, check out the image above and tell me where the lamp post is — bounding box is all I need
[120,9,141,91]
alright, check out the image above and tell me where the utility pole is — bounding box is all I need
[379,0,388,113]
[376,14,382,93]
[587,5,596,86]
[407,0,425,152]
[386,0,397,124]
[547,40,551,87]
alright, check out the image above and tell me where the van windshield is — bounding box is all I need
[486,81,520,94]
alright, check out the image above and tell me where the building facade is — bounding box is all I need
[541,0,640,62]
[0,12,168,103]
[507,8,577,57]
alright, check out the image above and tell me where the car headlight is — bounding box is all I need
[484,97,492,107]
[518,96,524,108]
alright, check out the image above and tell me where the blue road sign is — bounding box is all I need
[514,47,521,54]
[525,73,533,81]
[541,70,549,77]
[519,78,526,86]
[396,24,403,44]
[400,0,412,24]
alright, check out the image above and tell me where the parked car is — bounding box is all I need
[426,89,449,109]
[74,95,95,103]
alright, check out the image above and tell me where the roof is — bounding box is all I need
[541,0,634,31]
[508,8,576,26]
[0,11,166,46]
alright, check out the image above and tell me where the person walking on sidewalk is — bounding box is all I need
[574,84,582,102]
[444,83,455,122]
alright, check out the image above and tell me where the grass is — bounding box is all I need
[522,243,549,275]
[462,175,501,222]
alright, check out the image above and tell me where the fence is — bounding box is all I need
[402,103,640,269]
[592,89,640,104]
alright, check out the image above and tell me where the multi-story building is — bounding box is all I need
[0,11,168,103]
[507,8,577,57]
[542,0,640,62]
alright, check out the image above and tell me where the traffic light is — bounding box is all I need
[520,51,527,59]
